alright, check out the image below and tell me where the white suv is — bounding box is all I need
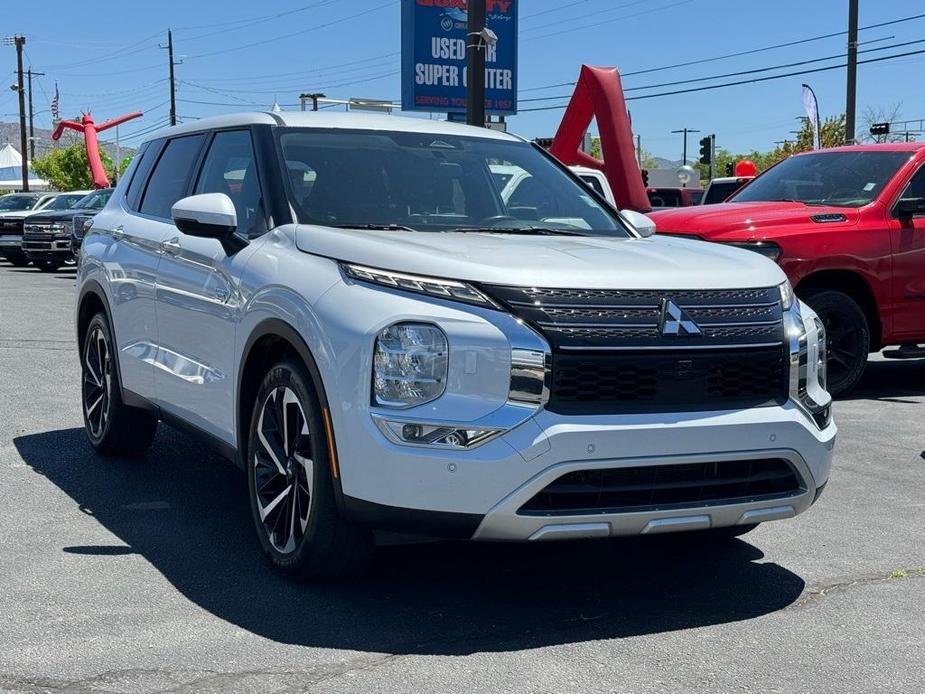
[76,112,835,579]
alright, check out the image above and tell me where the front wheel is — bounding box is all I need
[801,289,870,397]
[246,359,372,580]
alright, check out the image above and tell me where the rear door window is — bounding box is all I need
[139,135,206,220]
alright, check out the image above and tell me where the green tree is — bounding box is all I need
[32,143,128,191]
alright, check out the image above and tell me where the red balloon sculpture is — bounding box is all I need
[548,65,651,212]
[52,111,143,189]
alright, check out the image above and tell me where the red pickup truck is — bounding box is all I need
[649,143,925,395]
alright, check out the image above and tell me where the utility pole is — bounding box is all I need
[27,68,45,161]
[299,92,325,111]
[709,133,715,181]
[671,127,700,165]
[4,36,29,190]
[161,29,178,126]
[465,0,487,127]
[845,0,859,144]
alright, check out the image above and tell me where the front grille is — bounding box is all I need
[481,284,788,415]
[550,347,786,414]
[519,458,803,515]
[23,222,55,239]
[0,218,23,234]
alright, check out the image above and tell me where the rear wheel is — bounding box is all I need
[81,312,158,456]
[246,359,372,580]
[34,259,60,272]
[801,289,870,397]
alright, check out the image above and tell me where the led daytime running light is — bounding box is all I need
[342,263,495,307]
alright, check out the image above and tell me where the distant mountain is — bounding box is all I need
[0,121,135,162]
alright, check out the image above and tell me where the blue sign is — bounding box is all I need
[401,0,518,115]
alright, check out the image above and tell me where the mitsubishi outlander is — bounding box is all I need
[75,112,835,579]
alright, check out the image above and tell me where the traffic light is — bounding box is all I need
[641,168,649,186]
[698,135,712,165]
[534,137,554,149]
[725,162,734,176]
[869,122,890,137]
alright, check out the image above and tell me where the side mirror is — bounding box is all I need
[895,197,925,219]
[620,209,657,237]
[171,193,246,254]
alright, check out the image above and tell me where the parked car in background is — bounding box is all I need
[701,176,755,205]
[649,143,925,395]
[0,192,56,265]
[647,186,703,208]
[570,165,617,205]
[22,189,113,272]
[75,112,833,580]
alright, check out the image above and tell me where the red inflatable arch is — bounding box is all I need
[548,65,650,212]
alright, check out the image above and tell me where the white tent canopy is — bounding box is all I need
[0,143,50,191]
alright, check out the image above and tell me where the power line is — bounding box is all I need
[176,0,339,41]
[521,0,648,33]
[516,11,925,95]
[523,0,694,42]
[519,37,925,103]
[517,47,925,112]
[184,2,396,60]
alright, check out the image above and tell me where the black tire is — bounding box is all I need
[800,289,870,397]
[81,312,158,456]
[246,359,372,580]
[4,252,29,267]
[35,260,61,272]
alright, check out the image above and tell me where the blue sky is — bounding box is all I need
[2,0,924,160]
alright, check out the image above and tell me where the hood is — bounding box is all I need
[291,225,786,290]
[24,208,95,223]
[648,201,862,241]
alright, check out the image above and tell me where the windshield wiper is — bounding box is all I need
[449,226,587,236]
[330,223,417,231]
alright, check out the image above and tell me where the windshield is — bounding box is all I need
[278,128,628,236]
[44,194,85,210]
[730,151,910,207]
[73,189,112,210]
[0,194,37,211]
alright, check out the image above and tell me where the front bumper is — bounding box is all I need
[22,237,72,259]
[0,234,23,249]
[339,401,835,541]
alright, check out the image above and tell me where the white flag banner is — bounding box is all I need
[802,84,821,150]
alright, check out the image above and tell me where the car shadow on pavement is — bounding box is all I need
[15,426,806,656]
[840,359,925,403]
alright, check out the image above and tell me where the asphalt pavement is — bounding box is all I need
[0,261,922,693]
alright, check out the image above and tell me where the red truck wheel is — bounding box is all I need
[802,289,870,397]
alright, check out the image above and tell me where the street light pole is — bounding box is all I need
[466,0,487,127]
[5,35,29,190]
[845,0,859,144]
[27,68,45,161]
[671,127,700,165]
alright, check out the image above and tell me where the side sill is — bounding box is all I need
[341,495,483,540]
[155,407,240,468]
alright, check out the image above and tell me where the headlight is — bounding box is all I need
[723,241,781,261]
[787,303,831,428]
[343,263,496,307]
[373,323,448,408]
[779,279,794,310]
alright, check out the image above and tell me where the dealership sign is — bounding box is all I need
[401,0,518,115]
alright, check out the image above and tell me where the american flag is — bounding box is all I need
[50,82,59,122]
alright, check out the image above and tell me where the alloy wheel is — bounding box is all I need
[822,308,861,389]
[82,326,112,439]
[253,386,314,554]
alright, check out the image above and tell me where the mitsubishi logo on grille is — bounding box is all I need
[659,298,702,336]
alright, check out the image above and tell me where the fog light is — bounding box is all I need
[374,417,501,450]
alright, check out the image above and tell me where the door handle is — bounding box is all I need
[111,225,125,241]
[162,237,182,255]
